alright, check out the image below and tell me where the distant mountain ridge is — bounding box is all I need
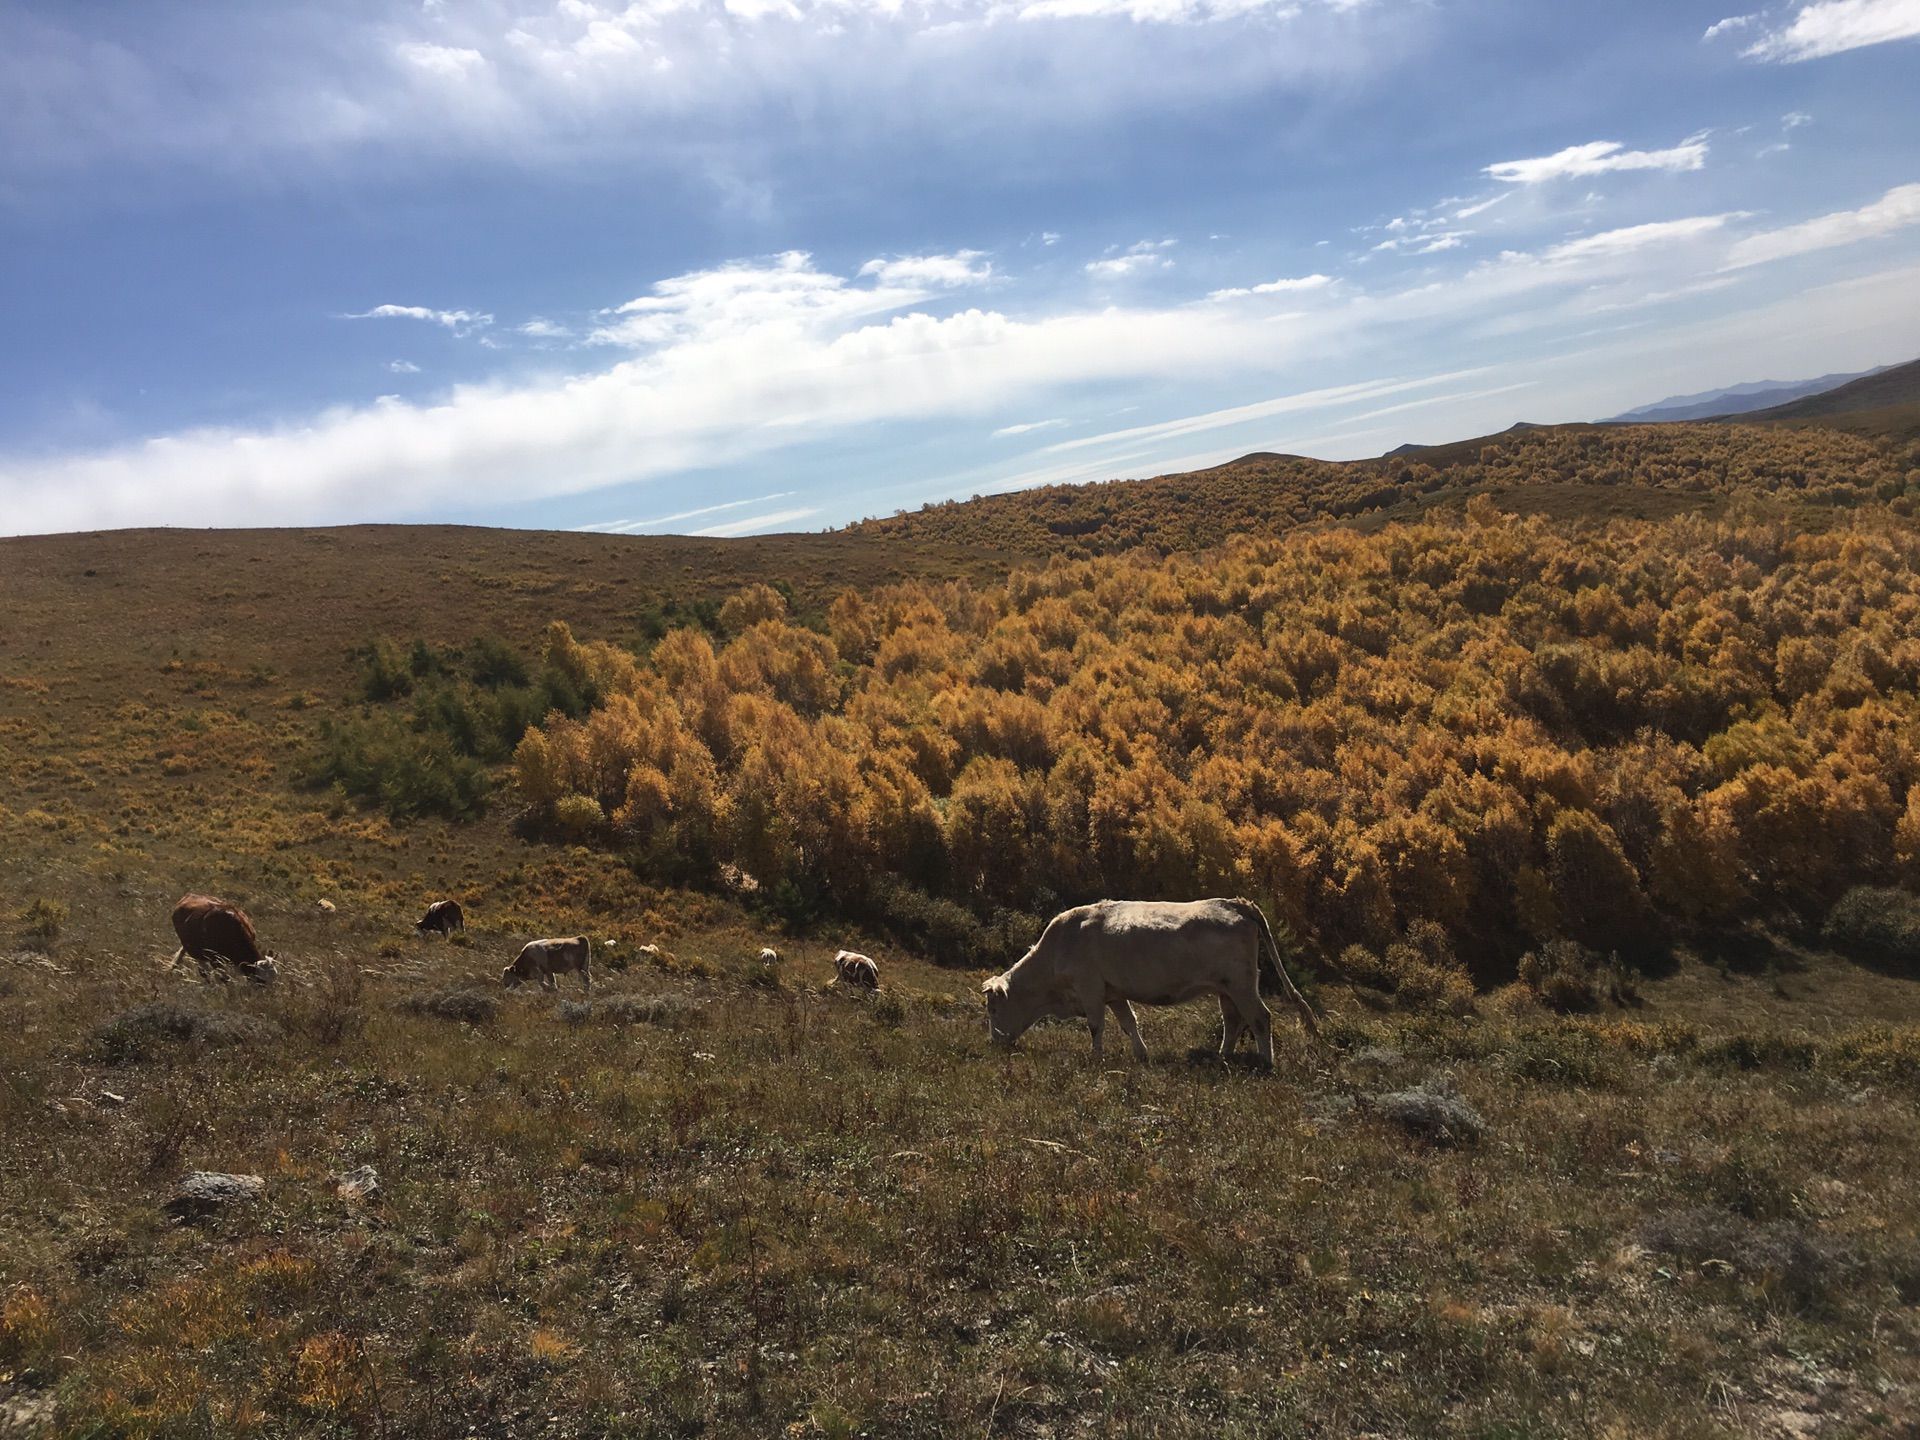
[1607,367,1890,424]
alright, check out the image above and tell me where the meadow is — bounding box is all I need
[3,420,1920,1436]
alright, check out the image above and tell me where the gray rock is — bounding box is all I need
[337,1165,381,1205]
[165,1171,265,1222]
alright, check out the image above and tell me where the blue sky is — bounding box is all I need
[1,0,1917,537]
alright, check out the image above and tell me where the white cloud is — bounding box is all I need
[519,318,571,338]
[1038,368,1493,456]
[1536,214,1743,263]
[694,505,819,536]
[1041,232,1062,246]
[1086,239,1177,279]
[587,250,931,347]
[1723,182,1920,268]
[1206,273,1333,300]
[396,42,490,80]
[387,359,422,374]
[1783,110,1814,127]
[1485,138,1709,185]
[1453,193,1508,220]
[1702,13,1757,40]
[345,304,494,336]
[992,418,1070,437]
[583,490,798,533]
[858,251,993,288]
[1742,0,1920,60]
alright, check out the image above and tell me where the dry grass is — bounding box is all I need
[2,488,1919,1435]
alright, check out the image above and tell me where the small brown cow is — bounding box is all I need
[171,894,278,983]
[416,899,464,936]
[503,936,592,992]
[833,950,880,990]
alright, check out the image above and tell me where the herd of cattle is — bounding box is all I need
[168,891,1319,1064]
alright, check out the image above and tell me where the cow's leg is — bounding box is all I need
[1226,983,1274,1068]
[1217,996,1246,1056]
[581,964,592,993]
[1107,999,1149,1063]
[542,971,558,992]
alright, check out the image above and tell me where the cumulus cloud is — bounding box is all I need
[1086,240,1177,279]
[518,318,571,338]
[345,304,494,336]
[1723,182,1920,268]
[1742,0,1920,60]
[1486,138,1709,185]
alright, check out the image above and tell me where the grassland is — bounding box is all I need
[3,423,1920,1437]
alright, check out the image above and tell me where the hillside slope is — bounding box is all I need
[5,424,1920,1437]
[1732,355,1920,445]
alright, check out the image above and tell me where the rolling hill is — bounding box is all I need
[1729,354,1920,446]
[1605,366,1886,423]
[5,415,1920,1436]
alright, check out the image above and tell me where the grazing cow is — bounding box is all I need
[758,947,781,966]
[502,936,592,992]
[981,898,1318,1067]
[316,898,336,915]
[416,899,464,936]
[834,950,880,990]
[171,894,278,984]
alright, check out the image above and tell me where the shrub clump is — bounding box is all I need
[17,897,69,950]
[92,1003,279,1064]
[1638,1207,1852,1303]
[554,993,706,1028]
[1823,886,1920,971]
[1517,939,1603,1012]
[399,988,500,1025]
[1340,923,1474,1015]
[1370,1074,1486,1144]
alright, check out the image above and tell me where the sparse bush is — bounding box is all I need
[398,988,499,1025]
[17,897,68,950]
[1517,939,1602,1012]
[91,1003,279,1064]
[554,993,706,1028]
[553,793,606,841]
[289,956,367,1046]
[1824,886,1920,971]
[1371,1075,1485,1144]
[1346,935,1475,1015]
[1638,1207,1851,1304]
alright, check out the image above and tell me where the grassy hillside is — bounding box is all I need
[1734,357,1920,448]
[4,421,1920,1436]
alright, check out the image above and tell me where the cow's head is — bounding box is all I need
[501,963,524,990]
[982,973,1040,1049]
[250,954,280,985]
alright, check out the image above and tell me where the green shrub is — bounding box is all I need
[304,713,491,822]
[1824,886,1920,970]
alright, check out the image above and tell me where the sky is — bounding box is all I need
[1,0,1918,538]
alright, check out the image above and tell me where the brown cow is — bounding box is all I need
[416,899,465,936]
[171,894,278,983]
[503,936,592,992]
[833,950,880,990]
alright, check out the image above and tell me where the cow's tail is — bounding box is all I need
[1233,898,1320,1040]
